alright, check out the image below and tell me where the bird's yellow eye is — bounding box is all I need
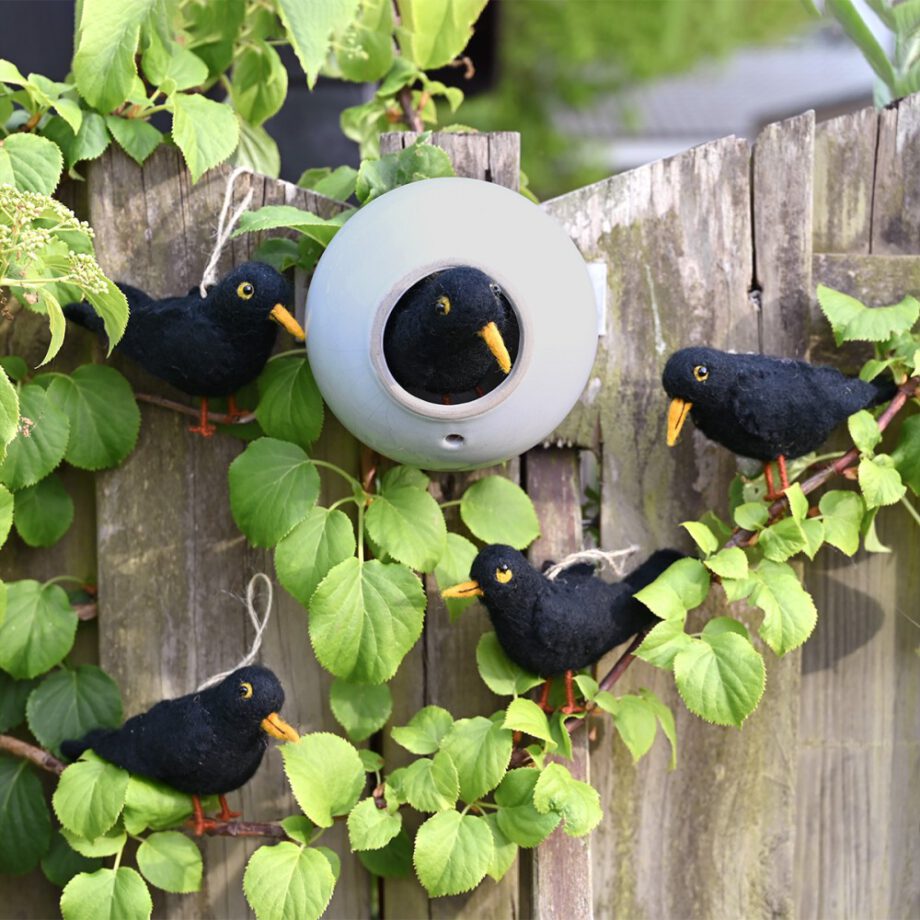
[240,681,253,700]
[237,282,255,300]
[693,365,709,382]
[435,295,451,316]
[495,566,513,584]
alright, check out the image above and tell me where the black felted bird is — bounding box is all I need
[60,665,299,835]
[64,262,305,436]
[442,546,685,712]
[662,346,896,498]
[383,266,519,403]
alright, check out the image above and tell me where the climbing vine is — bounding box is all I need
[1,2,919,920]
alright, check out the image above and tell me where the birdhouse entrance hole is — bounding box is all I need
[381,268,522,406]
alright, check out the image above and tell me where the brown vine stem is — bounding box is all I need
[397,86,424,133]
[0,734,65,775]
[134,393,256,426]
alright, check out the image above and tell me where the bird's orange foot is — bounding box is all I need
[189,398,216,437]
[224,396,248,422]
[536,678,554,713]
[560,701,587,716]
[189,795,221,836]
[218,794,241,822]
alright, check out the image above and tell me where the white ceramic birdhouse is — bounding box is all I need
[304,177,598,470]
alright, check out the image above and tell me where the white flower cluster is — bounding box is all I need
[67,251,108,294]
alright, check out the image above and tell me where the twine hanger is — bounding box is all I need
[198,166,254,298]
[543,545,640,581]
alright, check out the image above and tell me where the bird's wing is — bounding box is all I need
[729,362,810,446]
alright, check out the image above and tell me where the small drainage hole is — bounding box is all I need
[443,433,465,448]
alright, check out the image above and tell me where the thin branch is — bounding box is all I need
[397,86,424,133]
[0,735,65,775]
[75,602,97,621]
[189,820,290,840]
[134,393,255,425]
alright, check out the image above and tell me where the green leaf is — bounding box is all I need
[105,116,163,166]
[277,0,363,88]
[41,831,103,888]
[41,112,110,171]
[611,695,658,763]
[170,93,239,183]
[122,777,200,834]
[434,532,479,620]
[136,831,202,894]
[328,678,392,742]
[232,118,281,177]
[0,384,70,491]
[848,409,882,455]
[680,520,718,555]
[355,139,455,204]
[35,285,67,368]
[532,762,602,837]
[0,367,17,452]
[503,698,554,748]
[400,750,459,812]
[255,357,323,450]
[413,810,493,897]
[0,671,37,731]
[819,490,864,555]
[231,40,288,126]
[494,768,561,847]
[390,705,453,755]
[759,517,807,563]
[862,506,892,553]
[53,753,129,840]
[892,415,920,496]
[43,365,139,470]
[440,715,513,803]
[0,580,77,679]
[357,828,413,878]
[394,0,489,69]
[233,205,348,245]
[275,507,356,607]
[358,749,384,773]
[25,665,122,756]
[733,501,770,531]
[635,618,694,668]
[703,546,748,579]
[13,473,74,547]
[72,0,157,112]
[347,797,403,851]
[280,733,364,828]
[366,473,446,572]
[141,35,208,91]
[0,482,13,549]
[0,755,51,875]
[859,454,906,508]
[229,438,320,547]
[61,825,127,859]
[60,867,152,920]
[309,557,425,684]
[83,277,131,353]
[673,632,765,727]
[638,688,678,769]
[484,813,517,882]
[244,843,335,920]
[632,557,709,622]
[0,133,63,194]
[297,165,358,201]
[278,815,314,845]
[817,285,919,344]
[334,0,394,82]
[459,476,540,548]
[475,631,543,696]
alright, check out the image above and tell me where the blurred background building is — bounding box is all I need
[0,0,888,199]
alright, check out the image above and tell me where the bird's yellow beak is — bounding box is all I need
[260,712,300,743]
[666,398,692,447]
[441,579,484,599]
[270,304,306,341]
[478,322,512,375]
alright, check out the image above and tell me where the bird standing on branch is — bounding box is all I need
[64,262,305,436]
[442,546,684,713]
[383,266,519,403]
[60,666,299,836]
[662,346,896,499]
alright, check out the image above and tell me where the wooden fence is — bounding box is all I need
[2,94,918,920]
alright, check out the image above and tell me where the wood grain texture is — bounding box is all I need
[753,111,815,357]
[525,448,593,920]
[85,147,368,920]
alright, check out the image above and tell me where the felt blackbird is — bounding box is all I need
[662,346,896,497]
[60,665,299,835]
[442,546,685,711]
[64,262,305,436]
[383,266,519,402]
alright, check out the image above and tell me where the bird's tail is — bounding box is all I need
[60,728,113,761]
[869,374,899,407]
[63,300,105,335]
[624,548,687,594]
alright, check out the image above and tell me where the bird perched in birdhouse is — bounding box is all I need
[442,546,685,712]
[662,346,896,498]
[60,665,299,835]
[383,266,519,403]
[64,262,305,436]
